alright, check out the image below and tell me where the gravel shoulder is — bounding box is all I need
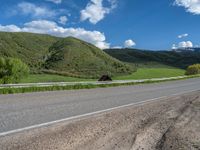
[0,91,200,150]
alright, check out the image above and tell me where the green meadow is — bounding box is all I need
[113,68,185,80]
[18,68,185,83]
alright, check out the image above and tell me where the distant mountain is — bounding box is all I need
[193,47,200,52]
[0,32,133,78]
[104,48,200,69]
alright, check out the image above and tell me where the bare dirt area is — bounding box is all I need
[0,91,200,150]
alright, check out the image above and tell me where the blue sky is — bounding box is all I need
[0,0,200,50]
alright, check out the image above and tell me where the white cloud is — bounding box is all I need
[172,44,177,49]
[124,39,136,47]
[17,2,56,18]
[80,0,117,24]
[178,33,188,38]
[59,16,68,25]
[23,20,58,33]
[178,41,193,48]
[112,46,122,49]
[108,0,118,9]
[0,25,21,32]
[46,0,62,4]
[172,41,194,50]
[0,20,110,49]
[174,0,200,15]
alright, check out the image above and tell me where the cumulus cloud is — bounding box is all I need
[46,0,62,4]
[59,16,68,25]
[17,2,56,18]
[0,25,21,32]
[174,0,200,15]
[124,39,136,47]
[80,0,117,24]
[178,41,193,48]
[178,33,188,38]
[108,0,118,9]
[112,46,122,49]
[0,20,110,49]
[172,44,177,50]
[172,41,194,50]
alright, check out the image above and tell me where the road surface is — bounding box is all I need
[0,78,200,135]
[1,91,200,150]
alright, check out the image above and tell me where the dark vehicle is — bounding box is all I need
[98,75,112,81]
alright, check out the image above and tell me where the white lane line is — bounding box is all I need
[0,89,198,137]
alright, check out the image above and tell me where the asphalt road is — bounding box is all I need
[0,78,200,134]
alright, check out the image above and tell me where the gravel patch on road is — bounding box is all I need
[0,91,200,150]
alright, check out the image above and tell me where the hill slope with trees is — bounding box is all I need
[0,32,133,78]
[104,48,200,69]
[0,32,58,72]
[45,37,133,78]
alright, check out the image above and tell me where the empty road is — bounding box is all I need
[0,78,200,135]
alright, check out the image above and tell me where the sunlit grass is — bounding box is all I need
[114,68,185,80]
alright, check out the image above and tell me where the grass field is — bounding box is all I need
[133,62,178,68]
[114,68,185,80]
[20,74,94,83]
[19,68,185,83]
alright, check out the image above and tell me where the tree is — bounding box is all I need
[185,64,200,75]
[0,57,29,84]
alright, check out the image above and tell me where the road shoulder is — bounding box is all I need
[0,91,200,150]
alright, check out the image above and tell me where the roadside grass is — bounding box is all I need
[1,75,200,95]
[20,74,94,83]
[114,68,185,80]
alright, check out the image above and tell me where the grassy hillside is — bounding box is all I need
[45,37,133,78]
[0,32,133,78]
[104,48,200,69]
[20,74,94,83]
[0,32,59,71]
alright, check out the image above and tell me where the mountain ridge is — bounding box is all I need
[104,48,200,69]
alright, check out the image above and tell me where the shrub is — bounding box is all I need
[0,57,30,84]
[185,64,200,75]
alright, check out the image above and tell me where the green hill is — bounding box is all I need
[104,48,200,69]
[0,32,58,71]
[45,37,133,78]
[0,32,133,78]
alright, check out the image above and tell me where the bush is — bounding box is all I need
[185,64,200,75]
[0,57,30,84]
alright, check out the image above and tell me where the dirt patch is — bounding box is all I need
[0,92,200,150]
